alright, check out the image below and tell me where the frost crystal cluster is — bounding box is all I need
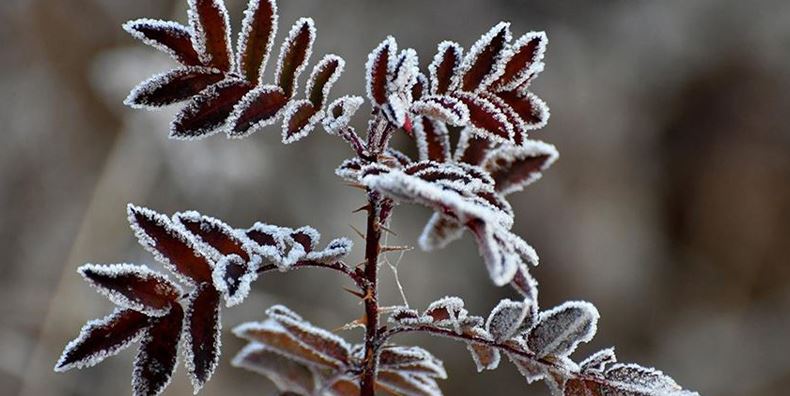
[56,1,700,395]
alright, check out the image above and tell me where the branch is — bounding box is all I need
[257,260,366,289]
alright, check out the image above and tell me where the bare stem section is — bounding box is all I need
[360,189,383,395]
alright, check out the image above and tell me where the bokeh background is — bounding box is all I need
[1,0,789,395]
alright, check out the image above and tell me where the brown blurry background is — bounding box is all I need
[1,0,789,395]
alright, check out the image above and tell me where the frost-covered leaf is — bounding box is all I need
[565,364,699,396]
[454,92,513,143]
[234,306,352,369]
[423,296,467,328]
[413,117,451,163]
[171,78,254,139]
[360,164,512,231]
[480,92,529,145]
[389,48,420,99]
[429,41,462,95]
[183,283,221,393]
[376,370,443,396]
[236,0,278,83]
[125,67,224,109]
[603,364,697,396]
[227,84,289,138]
[133,304,184,396]
[212,254,260,307]
[275,18,316,98]
[388,306,423,326]
[123,19,202,66]
[234,320,337,368]
[290,226,321,254]
[454,128,492,166]
[412,95,470,127]
[335,157,365,182]
[268,306,352,367]
[174,210,254,262]
[412,73,428,102]
[55,309,150,372]
[305,238,353,263]
[127,204,213,284]
[497,90,550,130]
[306,54,345,108]
[419,213,464,251]
[506,352,545,384]
[458,22,511,92]
[323,95,364,134]
[527,301,599,359]
[379,346,447,379]
[493,31,547,92]
[485,299,529,342]
[467,221,522,286]
[231,344,318,394]
[483,141,558,195]
[78,264,181,317]
[461,326,500,372]
[188,0,233,71]
[579,348,616,375]
[366,36,397,106]
[511,263,538,301]
[282,99,323,144]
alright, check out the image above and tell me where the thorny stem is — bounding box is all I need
[360,189,384,396]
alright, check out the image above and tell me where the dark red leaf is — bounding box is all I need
[171,79,253,139]
[174,211,250,262]
[455,130,492,165]
[55,309,150,371]
[414,116,451,162]
[184,283,221,391]
[126,67,224,108]
[366,37,396,106]
[496,91,548,127]
[282,100,319,144]
[291,227,318,253]
[123,19,202,66]
[276,18,316,97]
[429,41,462,95]
[306,55,344,108]
[189,0,233,71]
[484,143,557,195]
[460,23,511,92]
[481,92,527,145]
[412,73,427,101]
[227,85,289,137]
[128,205,213,284]
[494,32,547,91]
[79,264,181,313]
[237,0,278,82]
[454,92,513,142]
[133,304,184,396]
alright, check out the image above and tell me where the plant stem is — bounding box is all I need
[360,189,383,395]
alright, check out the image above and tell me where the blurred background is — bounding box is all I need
[1,0,789,395]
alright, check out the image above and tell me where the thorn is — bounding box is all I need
[381,245,413,253]
[334,318,366,332]
[344,182,366,191]
[352,204,372,214]
[349,224,365,240]
[380,224,398,236]
[343,287,366,299]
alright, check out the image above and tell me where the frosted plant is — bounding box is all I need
[55,1,700,395]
